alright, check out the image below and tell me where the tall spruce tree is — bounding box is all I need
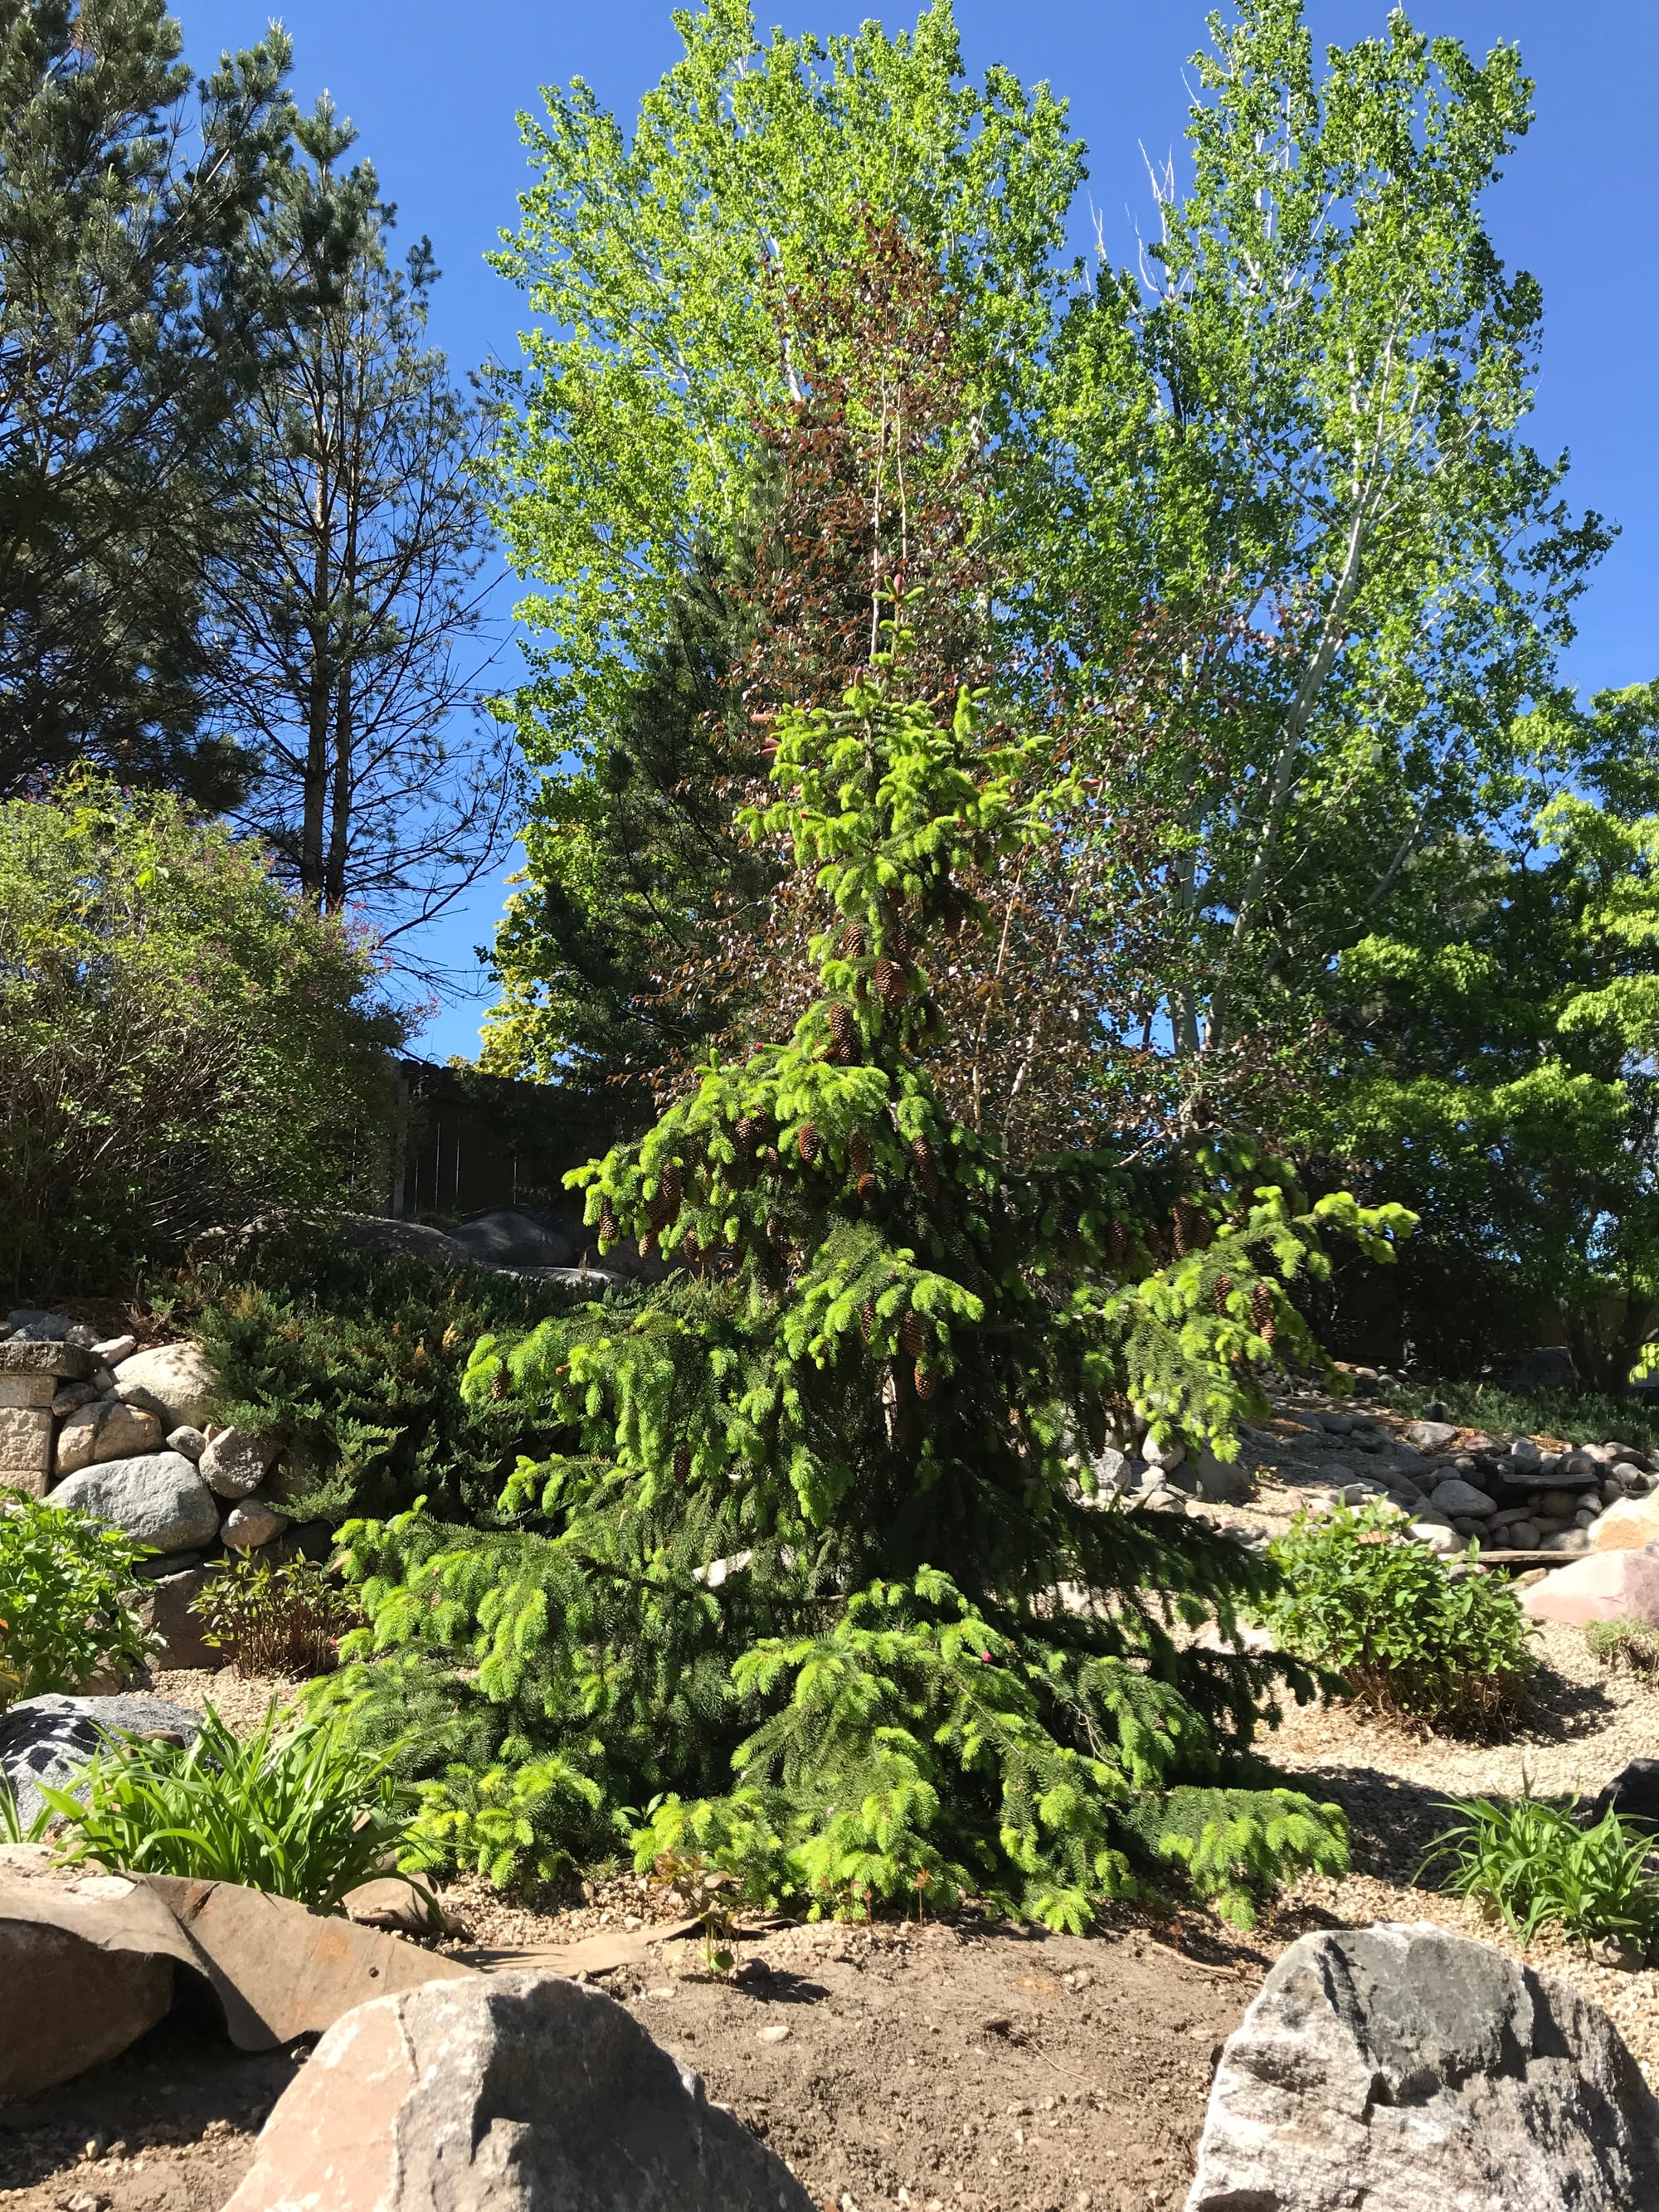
[0,0,293,800]
[325,609,1408,1928]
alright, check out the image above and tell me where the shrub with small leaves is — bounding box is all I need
[1260,1503,1535,1729]
[191,1555,359,1679]
[0,1490,155,1704]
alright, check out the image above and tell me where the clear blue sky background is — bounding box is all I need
[181,0,1659,1058]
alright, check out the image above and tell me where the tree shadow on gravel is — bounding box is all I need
[1515,1662,1617,1743]
[1279,1762,1497,1886]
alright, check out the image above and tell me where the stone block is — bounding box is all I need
[222,1971,815,2212]
[1590,1494,1659,1553]
[1523,1544,1659,1626]
[1187,1923,1659,2210]
[0,1373,56,1409]
[49,1453,221,1554]
[0,1406,51,1473]
[0,1340,91,1381]
[0,1468,47,1499]
[109,1341,217,1431]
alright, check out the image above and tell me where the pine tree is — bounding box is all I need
[327,605,1408,1930]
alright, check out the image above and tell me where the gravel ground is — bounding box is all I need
[1264,1618,1659,2088]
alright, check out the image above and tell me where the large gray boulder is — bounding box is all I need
[224,1970,814,2212]
[451,1206,577,1270]
[0,1693,201,1827]
[51,1450,221,1554]
[343,1214,467,1266]
[1185,1922,1659,2211]
[110,1340,219,1430]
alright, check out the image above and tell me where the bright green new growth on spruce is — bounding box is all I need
[325,625,1409,1927]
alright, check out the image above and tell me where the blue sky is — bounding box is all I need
[182,0,1659,1059]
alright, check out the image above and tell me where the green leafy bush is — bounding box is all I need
[0,775,406,1291]
[1260,1503,1535,1729]
[192,1555,359,1678]
[42,1705,411,1913]
[0,1490,154,1703]
[1422,1788,1659,1955]
[167,1247,598,1523]
[1584,1617,1659,1679]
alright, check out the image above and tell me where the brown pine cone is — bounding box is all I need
[798,1123,822,1163]
[890,918,912,963]
[734,1116,761,1156]
[910,1134,940,1197]
[857,1173,878,1201]
[760,1145,781,1174]
[1172,1197,1209,1256]
[1213,1272,1233,1314]
[913,1362,937,1401]
[1106,1218,1131,1266]
[489,1366,508,1401]
[661,1160,684,1212]
[859,1302,877,1342]
[598,1198,619,1245]
[873,957,906,1008]
[673,1444,690,1483]
[1251,1281,1276,1340]
[840,922,865,958]
[848,1133,873,1177]
[639,1231,656,1260]
[898,1309,927,1358]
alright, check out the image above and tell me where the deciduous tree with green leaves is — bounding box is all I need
[1046,0,1610,1094]
[1293,683,1659,1387]
[477,0,1082,1083]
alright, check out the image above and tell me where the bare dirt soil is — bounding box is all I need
[7,1548,1659,2210]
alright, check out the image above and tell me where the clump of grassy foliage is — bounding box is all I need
[1260,1502,1535,1731]
[41,1706,411,1913]
[1584,1616,1659,1679]
[0,1490,154,1703]
[155,1247,604,1524]
[314,634,1417,1933]
[1422,1788,1659,1957]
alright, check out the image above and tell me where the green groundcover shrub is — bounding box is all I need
[0,774,406,1290]
[163,1248,601,1523]
[1261,1502,1535,1729]
[309,645,1416,1932]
